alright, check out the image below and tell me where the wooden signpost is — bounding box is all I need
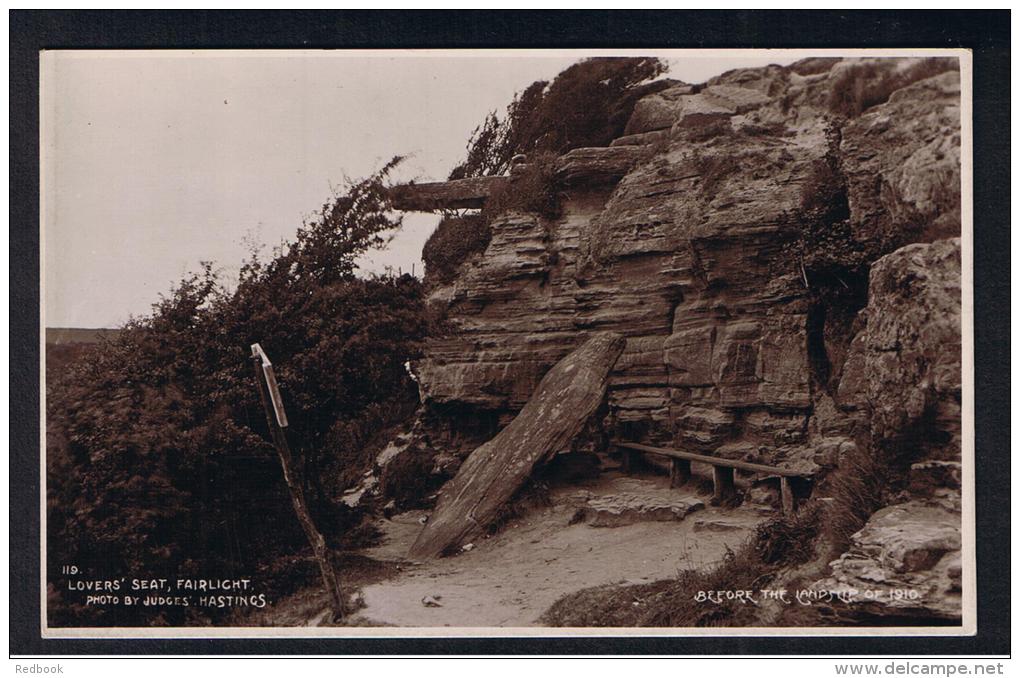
[250,343,347,622]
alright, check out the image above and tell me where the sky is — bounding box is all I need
[42,50,802,328]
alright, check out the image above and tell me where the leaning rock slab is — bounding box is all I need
[409,332,626,559]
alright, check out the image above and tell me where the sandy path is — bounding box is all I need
[350,474,767,627]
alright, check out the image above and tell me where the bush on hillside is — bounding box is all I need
[421,214,491,284]
[46,158,428,626]
[481,151,563,222]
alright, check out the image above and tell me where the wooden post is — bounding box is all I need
[620,445,634,473]
[251,344,347,622]
[712,466,736,504]
[669,457,691,488]
[780,476,796,514]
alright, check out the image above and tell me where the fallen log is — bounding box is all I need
[408,332,626,560]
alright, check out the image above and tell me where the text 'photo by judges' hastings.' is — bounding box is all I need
[40,48,975,638]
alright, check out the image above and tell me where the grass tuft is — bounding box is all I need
[540,505,824,627]
[827,58,957,118]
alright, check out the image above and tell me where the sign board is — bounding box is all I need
[251,343,289,428]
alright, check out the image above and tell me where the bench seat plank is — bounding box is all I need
[614,441,811,478]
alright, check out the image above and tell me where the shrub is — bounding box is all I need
[752,501,822,565]
[47,158,428,626]
[449,57,667,180]
[421,214,491,283]
[422,300,455,337]
[792,160,870,279]
[482,151,563,222]
[781,120,888,302]
[447,80,547,181]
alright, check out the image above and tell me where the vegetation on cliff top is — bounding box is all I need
[448,57,668,180]
[827,57,957,118]
[426,58,666,282]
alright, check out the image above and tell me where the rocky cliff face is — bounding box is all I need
[380,55,964,623]
[814,237,963,622]
[407,57,962,482]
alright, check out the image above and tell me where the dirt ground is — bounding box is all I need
[267,471,770,628]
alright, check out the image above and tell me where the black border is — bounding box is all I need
[10,10,1010,656]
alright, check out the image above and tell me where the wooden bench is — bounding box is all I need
[613,441,811,513]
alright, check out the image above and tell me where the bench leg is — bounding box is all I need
[620,447,635,473]
[712,466,736,504]
[670,458,692,488]
[780,476,796,514]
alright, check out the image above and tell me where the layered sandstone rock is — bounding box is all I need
[812,237,963,622]
[840,70,962,245]
[394,56,962,483]
[380,55,965,618]
[837,238,962,459]
[814,499,963,621]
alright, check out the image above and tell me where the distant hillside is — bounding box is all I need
[46,327,122,345]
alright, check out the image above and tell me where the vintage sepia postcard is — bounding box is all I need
[39,47,975,639]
